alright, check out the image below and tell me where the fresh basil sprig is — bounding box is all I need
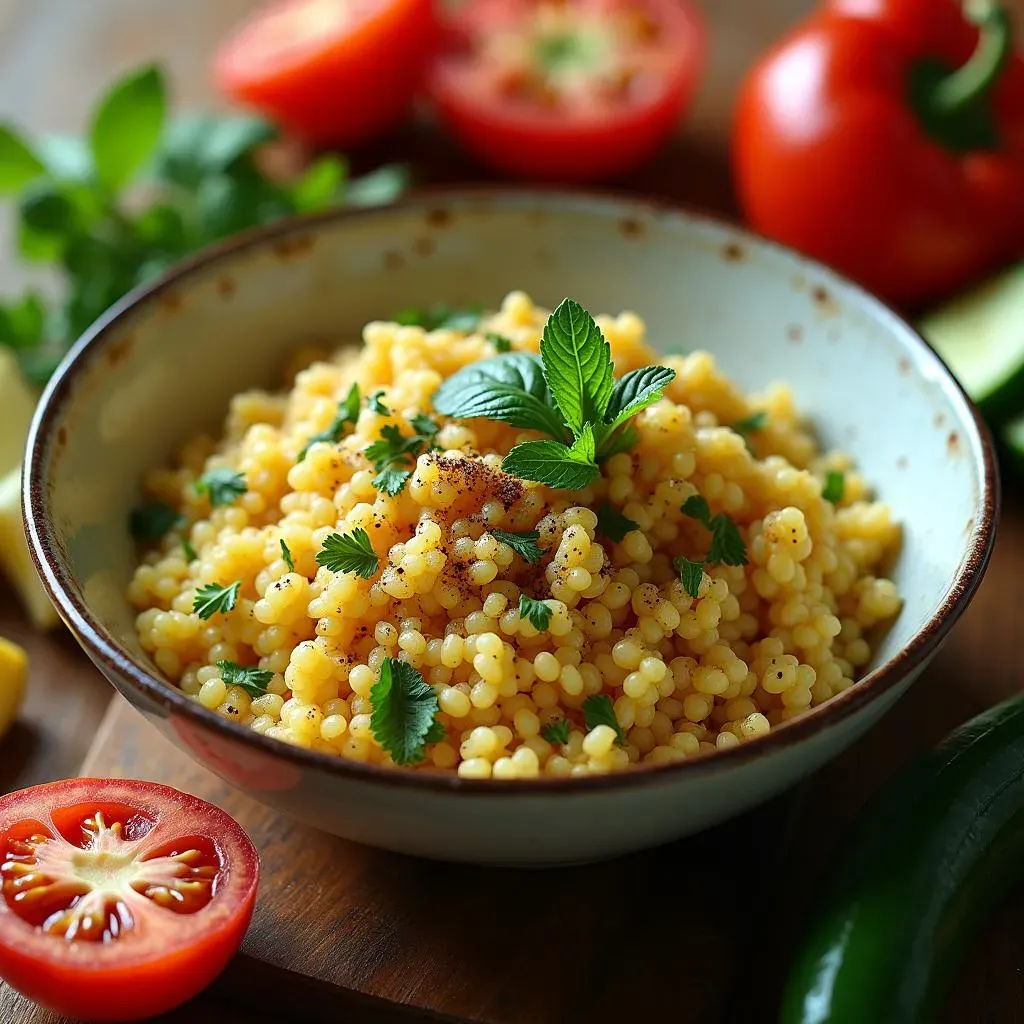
[432,298,674,489]
[0,64,407,386]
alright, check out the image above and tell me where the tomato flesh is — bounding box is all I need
[0,780,259,1022]
[214,0,438,147]
[427,0,705,181]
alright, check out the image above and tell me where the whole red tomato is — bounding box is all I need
[733,0,1024,309]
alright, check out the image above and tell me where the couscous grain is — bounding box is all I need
[128,292,901,777]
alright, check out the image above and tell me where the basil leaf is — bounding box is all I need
[540,297,613,435]
[155,114,276,188]
[90,65,167,191]
[346,164,409,207]
[501,437,600,490]
[36,135,93,180]
[290,154,347,212]
[603,365,675,429]
[0,125,44,194]
[432,353,567,440]
[18,181,81,237]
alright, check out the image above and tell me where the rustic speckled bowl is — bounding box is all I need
[24,191,997,865]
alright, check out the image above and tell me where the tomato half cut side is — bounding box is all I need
[426,0,706,182]
[0,779,259,1022]
[214,0,439,148]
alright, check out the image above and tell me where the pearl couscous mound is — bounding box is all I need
[128,291,902,779]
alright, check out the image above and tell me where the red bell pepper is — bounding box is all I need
[733,0,1024,310]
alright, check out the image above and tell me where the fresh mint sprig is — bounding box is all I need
[432,298,674,490]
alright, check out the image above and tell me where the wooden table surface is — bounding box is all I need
[1,0,1024,1021]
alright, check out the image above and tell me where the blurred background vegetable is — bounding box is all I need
[733,0,1024,311]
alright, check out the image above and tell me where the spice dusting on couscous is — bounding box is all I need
[128,291,902,779]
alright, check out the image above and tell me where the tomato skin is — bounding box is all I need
[0,779,259,1022]
[426,0,706,183]
[214,0,438,148]
[733,0,1024,309]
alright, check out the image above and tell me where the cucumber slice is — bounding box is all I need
[920,263,1024,424]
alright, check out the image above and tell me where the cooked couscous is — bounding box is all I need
[128,291,901,779]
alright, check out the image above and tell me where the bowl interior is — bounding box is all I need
[29,192,989,711]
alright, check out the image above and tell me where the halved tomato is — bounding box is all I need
[0,779,259,1021]
[426,0,706,182]
[213,0,438,147]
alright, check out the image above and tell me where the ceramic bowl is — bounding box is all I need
[24,191,997,866]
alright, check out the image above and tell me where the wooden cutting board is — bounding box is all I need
[0,696,811,1024]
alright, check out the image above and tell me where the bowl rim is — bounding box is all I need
[24,186,1000,795]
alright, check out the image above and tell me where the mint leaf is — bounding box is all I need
[0,125,44,194]
[518,595,552,631]
[486,331,513,353]
[674,556,706,600]
[595,503,639,542]
[431,353,567,440]
[218,660,274,698]
[570,421,596,462]
[600,423,639,457]
[290,154,346,212]
[582,694,626,745]
[492,529,543,563]
[540,298,613,435]
[129,501,182,541]
[345,164,409,207]
[155,114,276,187]
[90,64,167,191]
[501,439,600,490]
[732,410,767,436]
[196,468,247,508]
[823,470,845,504]
[316,528,379,579]
[602,365,675,430]
[541,719,571,745]
[370,658,444,765]
[298,382,360,460]
[193,580,240,619]
[280,539,295,572]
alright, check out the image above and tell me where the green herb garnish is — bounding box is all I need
[732,410,768,436]
[128,500,181,541]
[582,694,626,745]
[823,470,845,504]
[486,331,513,353]
[364,417,438,495]
[217,659,274,698]
[195,467,247,508]
[315,528,379,579]
[370,657,446,766]
[541,719,571,745]
[280,539,295,572]
[368,389,391,416]
[0,65,407,387]
[182,538,197,562]
[395,305,482,332]
[595,503,639,542]
[674,494,748,598]
[518,594,552,631]
[297,382,360,461]
[192,580,240,619]
[491,528,544,563]
[432,298,674,490]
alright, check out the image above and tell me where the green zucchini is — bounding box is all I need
[920,263,1024,425]
[780,693,1024,1024]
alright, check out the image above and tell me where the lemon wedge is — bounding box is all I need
[0,466,58,630]
[0,636,27,740]
[0,348,37,478]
